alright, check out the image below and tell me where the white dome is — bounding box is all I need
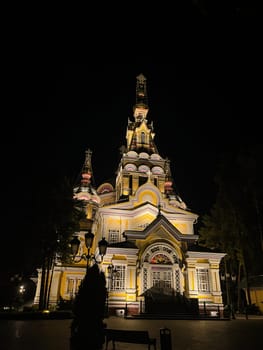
[139,152,149,159]
[151,166,164,174]
[150,153,161,160]
[138,164,150,173]
[124,163,137,171]
[126,151,138,158]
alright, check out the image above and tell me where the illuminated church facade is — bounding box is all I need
[34,74,225,316]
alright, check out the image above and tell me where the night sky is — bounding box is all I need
[2,53,262,278]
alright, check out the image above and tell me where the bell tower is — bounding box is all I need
[115,74,186,209]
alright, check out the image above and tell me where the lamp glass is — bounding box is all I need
[85,231,95,248]
[70,236,80,256]
[98,237,108,256]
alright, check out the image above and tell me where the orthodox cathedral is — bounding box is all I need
[34,74,225,316]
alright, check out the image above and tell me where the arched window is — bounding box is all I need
[150,254,172,265]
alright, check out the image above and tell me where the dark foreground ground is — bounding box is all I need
[0,315,262,350]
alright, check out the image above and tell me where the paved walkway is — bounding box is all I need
[103,315,263,350]
[1,314,262,350]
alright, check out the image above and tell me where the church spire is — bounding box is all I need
[73,149,100,231]
[126,74,157,154]
[81,149,94,189]
[136,73,148,108]
[73,148,100,222]
[74,148,96,195]
[133,73,149,122]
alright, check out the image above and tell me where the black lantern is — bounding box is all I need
[70,236,81,257]
[70,232,108,267]
[98,237,108,257]
[85,231,95,249]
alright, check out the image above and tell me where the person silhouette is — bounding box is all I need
[70,263,107,350]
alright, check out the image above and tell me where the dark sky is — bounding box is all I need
[2,55,262,276]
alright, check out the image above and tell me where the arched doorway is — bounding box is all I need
[140,243,189,314]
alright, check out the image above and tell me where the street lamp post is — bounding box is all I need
[19,285,26,295]
[10,274,24,311]
[70,231,108,350]
[70,231,108,271]
[220,259,237,319]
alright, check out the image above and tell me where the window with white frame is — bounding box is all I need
[196,268,210,292]
[152,270,172,288]
[66,277,82,297]
[109,230,120,244]
[111,265,126,291]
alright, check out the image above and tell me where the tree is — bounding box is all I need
[35,176,85,310]
[198,145,263,310]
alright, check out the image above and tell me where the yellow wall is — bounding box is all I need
[249,289,263,314]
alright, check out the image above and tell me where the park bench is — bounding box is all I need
[105,328,157,350]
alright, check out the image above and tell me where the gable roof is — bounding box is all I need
[124,213,198,243]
